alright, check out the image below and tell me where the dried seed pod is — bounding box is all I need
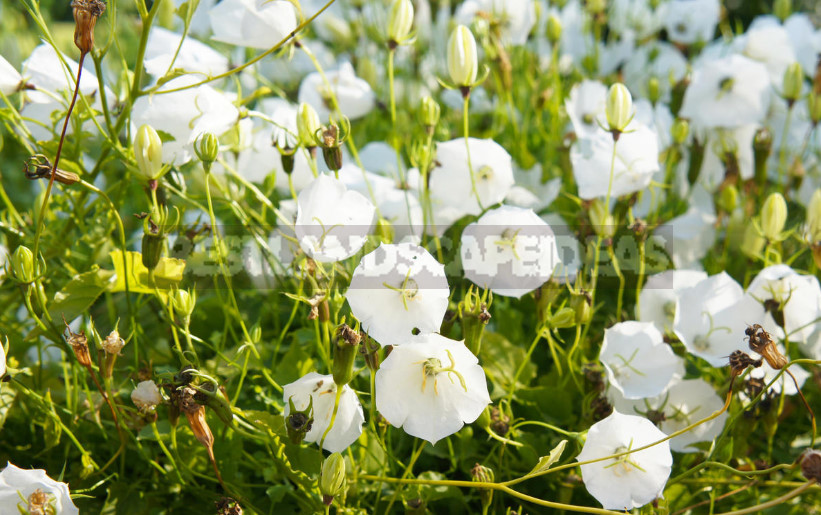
[728,350,763,377]
[63,317,91,367]
[745,324,787,370]
[801,449,821,482]
[71,0,106,54]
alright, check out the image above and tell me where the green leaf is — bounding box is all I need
[0,383,17,431]
[527,439,567,475]
[242,410,286,437]
[480,331,537,398]
[109,250,185,302]
[175,0,200,23]
[45,266,113,327]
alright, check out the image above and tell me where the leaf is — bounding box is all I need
[175,0,200,23]
[109,250,185,302]
[528,439,567,475]
[242,410,286,436]
[0,383,17,431]
[45,266,113,327]
[480,332,537,398]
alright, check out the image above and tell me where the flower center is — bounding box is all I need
[418,349,468,395]
[693,334,710,351]
[27,489,55,515]
[494,227,522,260]
[604,440,647,477]
[383,268,419,311]
[663,301,676,323]
[477,165,494,181]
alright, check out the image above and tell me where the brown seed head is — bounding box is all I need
[27,489,51,515]
[801,449,821,482]
[729,350,763,377]
[745,324,787,370]
[63,317,91,367]
[71,0,106,54]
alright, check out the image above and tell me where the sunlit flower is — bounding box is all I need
[347,243,449,347]
[0,54,22,95]
[623,42,687,104]
[454,0,537,46]
[295,174,376,263]
[638,269,708,331]
[209,0,297,49]
[0,462,79,515]
[375,334,490,444]
[660,0,720,45]
[577,411,672,510]
[608,0,662,39]
[565,80,607,138]
[610,379,728,453]
[144,27,228,78]
[600,321,684,399]
[460,205,561,298]
[282,372,365,453]
[298,62,376,122]
[674,272,769,366]
[746,265,821,344]
[738,22,797,85]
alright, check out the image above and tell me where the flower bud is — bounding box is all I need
[285,396,314,445]
[741,222,766,258]
[809,93,821,124]
[605,83,633,136]
[807,189,821,242]
[548,307,577,329]
[671,118,689,146]
[774,0,792,22]
[141,231,164,271]
[387,0,414,48]
[134,124,164,181]
[753,127,773,186]
[761,192,788,241]
[420,95,441,132]
[332,324,361,386]
[471,463,495,509]
[359,335,381,371]
[447,25,479,88]
[588,199,615,238]
[71,0,106,54]
[782,62,804,104]
[546,14,562,44]
[9,245,36,284]
[570,290,592,324]
[171,288,197,318]
[132,380,163,411]
[194,132,219,170]
[718,185,739,213]
[297,103,322,148]
[647,77,661,105]
[374,217,394,244]
[319,453,346,506]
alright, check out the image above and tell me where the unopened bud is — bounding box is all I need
[647,77,661,105]
[782,62,804,104]
[753,127,773,186]
[589,199,614,238]
[774,0,792,22]
[570,291,592,324]
[171,288,197,318]
[809,93,821,124]
[375,217,394,244]
[194,132,219,170]
[297,103,321,148]
[134,124,164,181]
[332,324,361,386]
[319,453,346,506]
[387,0,414,48]
[71,0,106,54]
[359,335,381,371]
[9,245,36,284]
[420,95,440,131]
[548,307,577,329]
[605,83,633,137]
[718,185,739,213]
[807,189,821,242]
[741,222,766,258]
[761,192,788,241]
[141,231,164,271]
[447,25,479,88]
[132,380,163,411]
[471,463,495,509]
[546,14,562,44]
[671,118,689,146]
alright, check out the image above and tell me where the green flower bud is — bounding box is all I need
[809,93,821,124]
[420,95,441,131]
[671,118,689,145]
[546,14,562,44]
[471,463,495,509]
[332,324,361,386]
[741,222,766,258]
[647,77,661,105]
[297,102,321,148]
[761,192,788,241]
[570,291,592,324]
[387,0,414,48]
[171,288,197,318]
[134,124,164,180]
[806,189,821,241]
[586,0,606,14]
[10,245,36,283]
[774,0,792,22]
[782,62,804,104]
[548,307,577,329]
[589,199,615,238]
[375,217,394,244]
[193,382,234,427]
[141,232,164,271]
[319,453,346,506]
[605,83,633,136]
[194,132,219,169]
[718,185,739,213]
[753,127,773,186]
[447,25,478,87]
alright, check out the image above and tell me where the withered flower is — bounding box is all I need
[801,449,821,482]
[71,0,106,54]
[728,350,763,377]
[63,316,91,367]
[745,324,787,370]
[24,154,79,186]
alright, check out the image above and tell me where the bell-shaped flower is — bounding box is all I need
[600,321,684,399]
[610,379,728,453]
[738,22,797,85]
[453,0,536,46]
[460,205,561,298]
[347,243,449,347]
[663,204,718,269]
[608,0,662,39]
[623,42,687,104]
[638,270,708,331]
[0,54,22,95]
[565,80,608,138]
[577,411,672,510]
[674,272,768,366]
[209,0,297,49]
[428,138,515,219]
[696,125,758,190]
[0,462,79,514]
[660,0,720,45]
[375,334,490,444]
[295,174,376,263]
[571,122,660,200]
[679,54,771,130]
[144,27,228,78]
[131,75,239,165]
[298,62,376,122]
[282,372,365,453]
[747,265,821,344]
